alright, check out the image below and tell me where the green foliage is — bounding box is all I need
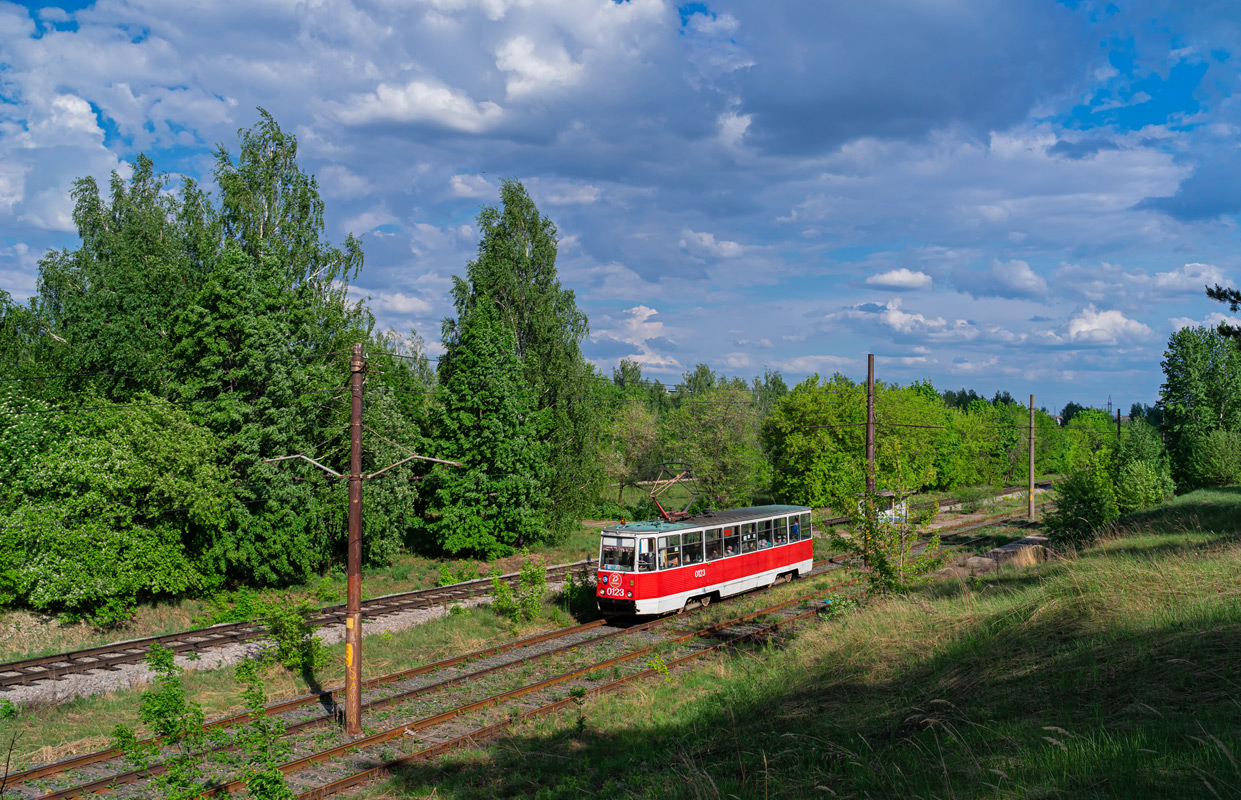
[437,562,480,587]
[1159,325,1241,489]
[111,643,214,799]
[830,491,942,591]
[259,598,324,673]
[0,395,232,621]
[424,298,550,557]
[605,398,660,505]
[232,660,295,800]
[1115,459,1176,513]
[558,570,598,617]
[664,385,770,508]
[490,552,547,623]
[1190,428,1241,487]
[1045,450,1119,548]
[645,653,670,678]
[764,374,1050,515]
[442,179,604,536]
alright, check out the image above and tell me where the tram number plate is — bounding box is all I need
[602,586,627,598]
[694,569,706,578]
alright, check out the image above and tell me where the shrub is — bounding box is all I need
[1045,450,1119,548]
[1115,458,1175,513]
[558,570,598,617]
[111,643,214,799]
[260,599,324,674]
[1191,429,1241,487]
[491,552,547,623]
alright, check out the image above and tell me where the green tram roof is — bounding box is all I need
[604,504,810,535]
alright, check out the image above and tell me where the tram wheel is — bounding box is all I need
[699,594,711,609]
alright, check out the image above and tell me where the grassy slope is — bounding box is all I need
[368,488,1241,799]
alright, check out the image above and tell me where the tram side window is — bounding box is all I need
[741,527,758,553]
[658,534,682,569]
[773,517,788,545]
[749,518,769,548]
[721,526,738,556]
[637,537,656,571]
[683,531,704,564]
[601,536,635,572]
[705,528,722,560]
[795,513,810,541]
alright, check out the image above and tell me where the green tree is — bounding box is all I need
[0,397,232,623]
[1158,326,1241,488]
[442,180,602,536]
[424,298,549,556]
[1044,449,1119,548]
[606,398,661,505]
[32,154,216,400]
[664,385,769,508]
[763,373,867,513]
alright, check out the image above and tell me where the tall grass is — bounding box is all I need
[364,487,1241,799]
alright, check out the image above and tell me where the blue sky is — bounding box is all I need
[2,0,1240,413]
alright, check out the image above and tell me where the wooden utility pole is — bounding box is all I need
[866,353,875,493]
[1028,393,1036,520]
[262,343,461,737]
[345,344,364,734]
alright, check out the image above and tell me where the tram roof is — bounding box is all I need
[605,504,810,534]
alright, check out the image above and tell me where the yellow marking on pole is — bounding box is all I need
[345,617,354,629]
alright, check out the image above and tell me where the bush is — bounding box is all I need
[1045,451,1119,548]
[491,552,547,623]
[1191,429,1241,487]
[260,599,324,673]
[1115,458,1175,513]
[557,570,598,617]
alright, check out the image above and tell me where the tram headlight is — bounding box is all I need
[626,591,632,598]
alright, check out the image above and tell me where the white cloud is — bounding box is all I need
[679,229,747,258]
[1066,305,1153,344]
[318,165,371,200]
[865,268,931,290]
[374,292,433,315]
[1152,262,1227,292]
[1168,312,1241,332]
[0,163,27,212]
[989,258,1047,296]
[777,354,853,374]
[450,173,495,198]
[336,80,503,133]
[495,35,583,98]
[536,181,601,205]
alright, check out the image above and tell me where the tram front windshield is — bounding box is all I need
[600,535,635,571]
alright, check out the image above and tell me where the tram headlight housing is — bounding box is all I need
[626,591,632,598]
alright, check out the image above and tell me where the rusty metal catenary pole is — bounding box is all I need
[346,343,364,735]
[1117,408,1122,440]
[866,353,875,493]
[1028,393,1035,520]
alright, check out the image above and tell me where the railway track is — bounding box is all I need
[3,504,1049,797]
[0,494,1051,693]
[2,574,864,799]
[0,560,596,692]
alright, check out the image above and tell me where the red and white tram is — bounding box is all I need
[596,505,813,614]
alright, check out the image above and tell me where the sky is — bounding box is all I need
[2,0,1241,414]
